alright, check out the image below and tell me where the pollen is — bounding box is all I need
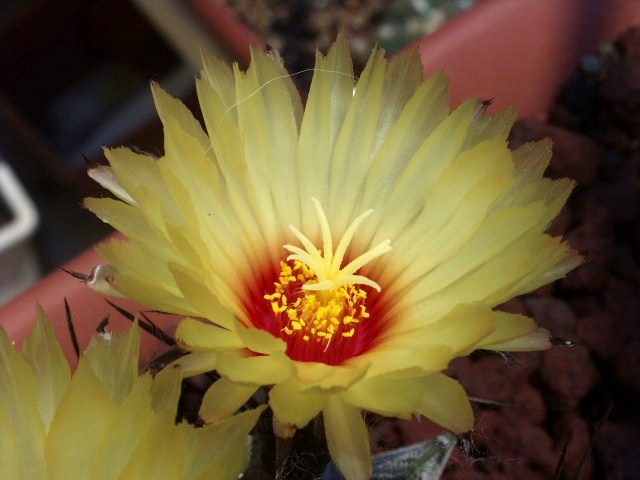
[263,199,391,360]
[267,260,373,347]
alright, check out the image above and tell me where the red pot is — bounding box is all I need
[1,0,638,364]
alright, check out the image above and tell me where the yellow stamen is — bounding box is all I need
[265,200,391,350]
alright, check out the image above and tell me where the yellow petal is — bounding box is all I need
[0,325,47,477]
[200,376,258,423]
[104,147,163,203]
[84,197,153,243]
[376,97,476,242]
[150,362,183,413]
[474,310,537,351]
[378,303,496,368]
[22,305,71,429]
[297,35,354,236]
[45,358,118,478]
[416,373,473,433]
[327,46,386,234]
[184,405,266,480]
[87,164,136,205]
[0,403,20,478]
[361,70,449,220]
[296,361,370,393]
[216,351,295,385]
[172,351,218,378]
[175,317,243,352]
[233,46,302,246]
[170,260,238,329]
[323,396,371,480]
[484,327,551,351]
[90,375,154,480]
[235,325,287,354]
[118,410,187,479]
[269,377,328,427]
[339,374,425,418]
[84,320,140,406]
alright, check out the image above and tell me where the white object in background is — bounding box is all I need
[0,159,40,305]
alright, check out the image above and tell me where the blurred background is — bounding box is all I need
[0,0,476,305]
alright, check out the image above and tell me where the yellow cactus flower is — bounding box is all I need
[0,306,263,479]
[85,37,581,479]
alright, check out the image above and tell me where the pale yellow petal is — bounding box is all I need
[352,344,452,379]
[175,317,242,352]
[84,197,153,243]
[22,305,71,429]
[104,147,163,203]
[474,311,537,351]
[0,404,19,478]
[360,70,449,218]
[84,321,140,406]
[339,374,425,418]
[0,326,47,477]
[172,351,218,378]
[373,304,496,372]
[118,411,187,479]
[296,361,370,393]
[323,396,371,480]
[417,373,473,433]
[234,325,287,354]
[462,104,517,150]
[87,164,136,205]
[297,35,354,236]
[216,351,295,385]
[484,327,551,351]
[90,375,154,480]
[234,46,302,244]
[374,98,477,242]
[169,262,239,329]
[327,47,387,235]
[184,406,266,480]
[269,377,328,427]
[45,359,118,478]
[150,361,183,414]
[200,376,258,423]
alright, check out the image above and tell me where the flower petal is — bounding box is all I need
[323,396,371,480]
[84,320,141,406]
[117,410,187,478]
[297,35,354,237]
[184,406,266,480]
[22,305,71,429]
[90,375,154,479]
[172,351,218,378]
[235,325,287,354]
[416,373,473,433]
[474,310,537,350]
[175,318,242,352]
[200,376,258,423]
[0,404,19,477]
[0,326,47,477]
[270,377,328,428]
[169,262,239,330]
[45,359,118,478]
[339,374,425,418]
[296,361,370,393]
[87,164,136,205]
[216,351,295,385]
[483,327,551,351]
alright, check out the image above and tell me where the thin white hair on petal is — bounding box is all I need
[203,67,358,154]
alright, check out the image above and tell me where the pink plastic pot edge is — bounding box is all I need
[1,0,638,364]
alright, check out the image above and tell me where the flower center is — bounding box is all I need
[262,198,391,364]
